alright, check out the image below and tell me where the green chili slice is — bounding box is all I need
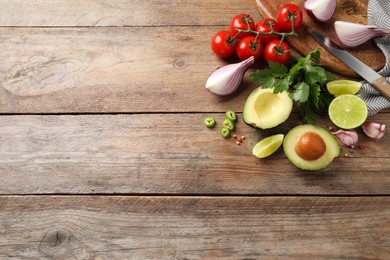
[222,118,235,131]
[220,127,230,138]
[204,117,216,128]
[225,110,237,122]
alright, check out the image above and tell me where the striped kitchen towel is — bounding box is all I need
[357,0,390,115]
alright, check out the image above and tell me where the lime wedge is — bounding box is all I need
[252,134,284,158]
[326,80,362,97]
[328,94,368,129]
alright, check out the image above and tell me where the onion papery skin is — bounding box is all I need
[205,56,254,96]
[304,0,336,23]
[334,21,390,48]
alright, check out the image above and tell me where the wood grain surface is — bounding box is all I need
[253,0,386,77]
[0,0,388,258]
[0,113,389,195]
[0,0,259,27]
[0,196,389,259]
[0,27,258,113]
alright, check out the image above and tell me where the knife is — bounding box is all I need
[308,29,390,101]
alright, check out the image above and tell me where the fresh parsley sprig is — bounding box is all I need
[250,49,334,124]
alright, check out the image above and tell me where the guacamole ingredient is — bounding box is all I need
[326,80,362,97]
[252,134,284,158]
[332,129,359,148]
[210,5,302,63]
[255,18,280,44]
[304,0,336,23]
[334,21,390,48]
[328,94,368,129]
[276,4,303,32]
[225,110,237,122]
[220,127,231,138]
[210,30,236,58]
[206,56,254,96]
[204,117,216,128]
[229,14,256,40]
[263,39,291,64]
[222,118,235,131]
[250,49,333,124]
[243,87,293,129]
[283,125,340,170]
[362,121,386,140]
[236,36,264,61]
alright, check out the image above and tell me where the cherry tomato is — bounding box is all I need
[235,36,263,61]
[210,31,236,58]
[264,39,290,65]
[255,18,281,44]
[276,4,303,32]
[229,14,255,39]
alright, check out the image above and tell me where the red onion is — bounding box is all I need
[304,0,336,23]
[205,56,254,96]
[334,21,390,48]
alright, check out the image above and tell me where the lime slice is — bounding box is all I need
[328,94,368,129]
[252,134,284,158]
[326,80,362,97]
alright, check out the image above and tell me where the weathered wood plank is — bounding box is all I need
[0,26,266,114]
[0,196,388,259]
[1,113,389,195]
[1,26,386,115]
[0,0,260,27]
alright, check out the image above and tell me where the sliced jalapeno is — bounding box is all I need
[225,110,237,122]
[204,117,216,128]
[222,118,235,131]
[220,127,230,138]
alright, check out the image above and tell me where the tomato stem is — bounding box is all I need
[232,17,298,44]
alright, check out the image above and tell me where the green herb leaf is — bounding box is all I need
[309,49,321,62]
[298,102,316,124]
[309,83,321,109]
[269,61,288,76]
[274,78,290,93]
[249,48,332,123]
[290,82,310,103]
[250,70,275,88]
[304,65,327,84]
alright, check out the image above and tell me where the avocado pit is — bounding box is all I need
[295,132,326,161]
[283,125,340,170]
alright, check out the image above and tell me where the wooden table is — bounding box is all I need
[0,0,389,258]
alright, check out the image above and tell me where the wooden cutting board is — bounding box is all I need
[253,0,386,77]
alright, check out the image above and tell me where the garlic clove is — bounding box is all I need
[205,56,254,96]
[362,121,386,140]
[332,129,358,148]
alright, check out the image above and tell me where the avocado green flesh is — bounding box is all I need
[283,125,340,170]
[243,87,293,129]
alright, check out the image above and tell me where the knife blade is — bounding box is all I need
[308,29,390,101]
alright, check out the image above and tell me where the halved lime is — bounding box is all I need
[252,134,284,158]
[326,80,362,97]
[328,94,368,129]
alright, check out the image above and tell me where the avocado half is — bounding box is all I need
[243,87,293,129]
[283,125,340,170]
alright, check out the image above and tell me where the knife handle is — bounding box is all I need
[372,77,390,101]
